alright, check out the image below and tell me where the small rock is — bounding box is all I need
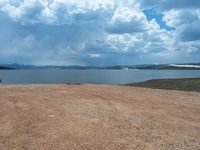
[48,114,55,118]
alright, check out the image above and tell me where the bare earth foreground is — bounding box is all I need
[0,84,200,150]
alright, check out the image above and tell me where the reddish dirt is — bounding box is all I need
[0,84,200,150]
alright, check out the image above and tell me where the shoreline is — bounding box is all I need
[1,77,200,92]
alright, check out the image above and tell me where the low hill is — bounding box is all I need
[128,78,200,92]
[0,66,15,70]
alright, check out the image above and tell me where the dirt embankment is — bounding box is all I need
[0,84,200,150]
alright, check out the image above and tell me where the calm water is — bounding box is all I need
[0,69,200,84]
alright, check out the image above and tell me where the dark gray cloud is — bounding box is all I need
[161,0,200,10]
[178,22,200,41]
[138,0,200,10]
[163,9,200,41]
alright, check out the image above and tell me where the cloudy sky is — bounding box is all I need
[0,0,200,66]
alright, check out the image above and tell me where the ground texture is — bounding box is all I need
[0,84,200,150]
[131,78,200,92]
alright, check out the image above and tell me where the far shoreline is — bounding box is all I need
[1,77,200,92]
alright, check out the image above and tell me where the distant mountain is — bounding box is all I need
[1,63,200,70]
[137,64,200,70]
[0,66,15,70]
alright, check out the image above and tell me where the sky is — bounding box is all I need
[0,0,200,66]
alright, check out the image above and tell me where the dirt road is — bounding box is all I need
[0,84,200,149]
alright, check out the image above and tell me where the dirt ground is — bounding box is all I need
[0,84,200,150]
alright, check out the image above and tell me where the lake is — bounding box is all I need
[0,69,200,84]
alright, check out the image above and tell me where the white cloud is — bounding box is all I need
[0,0,117,25]
[106,7,150,34]
[0,0,200,65]
[163,9,200,42]
[89,53,101,58]
[163,9,200,27]
[107,33,144,52]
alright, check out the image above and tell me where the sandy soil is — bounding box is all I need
[0,84,200,150]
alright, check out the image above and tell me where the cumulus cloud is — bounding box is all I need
[0,0,116,25]
[0,0,200,65]
[163,10,200,27]
[163,9,200,41]
[106,7,150,34]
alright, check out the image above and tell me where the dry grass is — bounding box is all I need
[129,78,200,92]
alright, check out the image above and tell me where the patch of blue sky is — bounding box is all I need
[143,8,174,31]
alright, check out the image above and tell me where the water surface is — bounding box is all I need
[0,69,200,84]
